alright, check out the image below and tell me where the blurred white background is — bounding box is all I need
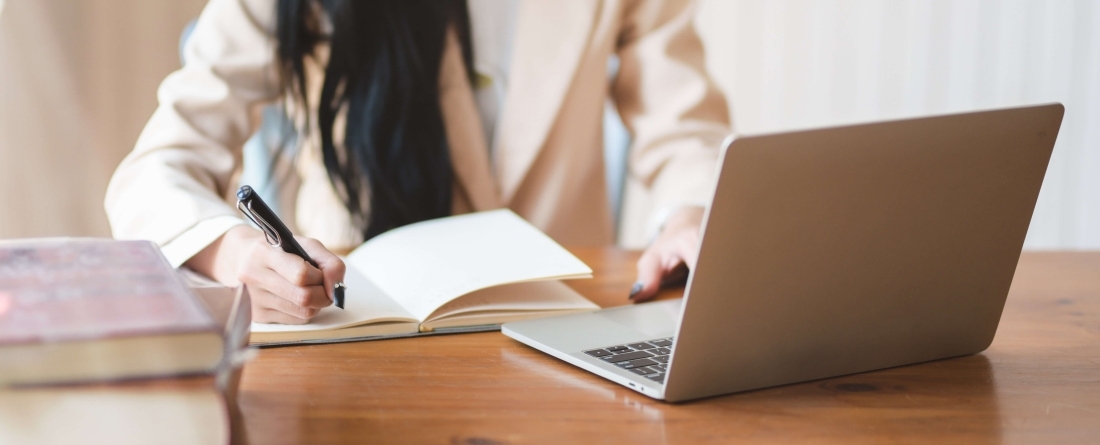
[696,0,1100,249]
[0,0,1096,249]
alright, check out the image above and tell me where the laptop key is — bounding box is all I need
[583,349,612,357]
[628,367,657,376]
[653,355,670,364]
[627,342,655,350]
[617,358,659,369]
[653,348,671,355]
[607,346,630,352]
[650,339,673,347]
[646,373,666,382]
[604,351,653,362]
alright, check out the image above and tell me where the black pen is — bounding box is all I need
[236,185,345,309]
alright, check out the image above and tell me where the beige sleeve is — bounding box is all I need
[612,0,732,237]
[104,0,280,266]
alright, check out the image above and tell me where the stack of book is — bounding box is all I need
[0,239,252,445]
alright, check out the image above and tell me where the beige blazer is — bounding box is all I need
[105,0,730,266]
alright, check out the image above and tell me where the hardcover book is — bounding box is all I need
[0,277,252,445]
[0,239,224,385]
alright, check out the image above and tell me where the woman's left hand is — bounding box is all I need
[630,206,705,302]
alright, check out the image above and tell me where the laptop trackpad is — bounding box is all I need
[504,299,683,352]
[595,299,682,339]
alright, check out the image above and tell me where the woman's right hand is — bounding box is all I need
[185,225,346,324]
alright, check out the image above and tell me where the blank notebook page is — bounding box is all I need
[346,210,592,321]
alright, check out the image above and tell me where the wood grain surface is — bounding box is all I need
[233,249,1100,444]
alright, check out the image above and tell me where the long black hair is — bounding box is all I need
[276,0,475,240]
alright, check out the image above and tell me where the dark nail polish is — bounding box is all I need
[629,282,643,300]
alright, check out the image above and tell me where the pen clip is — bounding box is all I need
[236,200,282,248]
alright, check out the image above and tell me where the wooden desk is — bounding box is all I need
[235,249,1100,444]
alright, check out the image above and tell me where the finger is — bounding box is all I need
[673,230,701,270]
[297,237,346,303]
[255,242,325,288]
[253,284,321,319]
[246,283,316,322]
[253,307,311,325]
[653,230,698,283]
[240,263,331,310]
[660,263,689,287]
[633,249,664,302]
[647,248,685,301]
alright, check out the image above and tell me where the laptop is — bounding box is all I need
[502,104,1064,402]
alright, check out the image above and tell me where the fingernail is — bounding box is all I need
[629,282,642,300]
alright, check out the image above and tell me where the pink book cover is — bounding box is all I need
[0,239,216,346]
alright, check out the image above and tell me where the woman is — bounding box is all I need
[105,0,730,324]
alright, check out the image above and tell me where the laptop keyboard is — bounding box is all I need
[583,338,674,383]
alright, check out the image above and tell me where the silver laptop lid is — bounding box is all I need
[664,104,1063,402]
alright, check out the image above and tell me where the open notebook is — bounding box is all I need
[250,210,597,346]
